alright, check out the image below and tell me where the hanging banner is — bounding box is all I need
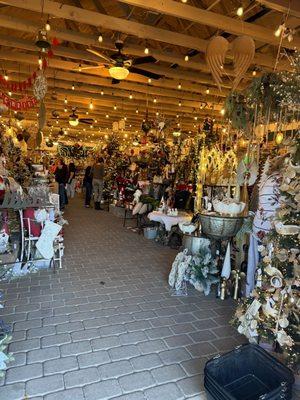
[0,92,38,110]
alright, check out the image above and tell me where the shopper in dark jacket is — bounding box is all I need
[83,165,93,208]
[55,159,69,210]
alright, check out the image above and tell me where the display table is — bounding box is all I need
[148,211,191,232]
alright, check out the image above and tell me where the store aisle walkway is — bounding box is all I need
[0,199,245,400]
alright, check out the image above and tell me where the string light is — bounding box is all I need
[144,47,149,55]
[148,78,152,84]
[194,116,198,120]
[4,73,8,81]
[106,114,109,118]
[205,88,210,94]
[72,83,75,90]
[64,97,68,104]
[274,24,284,37]
[101,90,104,95]
[181,0,187,2]
[64,107,67,112]
[89,100,94,110]
[129,93,133,99]
[8,91,11,96]
[98,34,103,43]
[38,56,42,67]
[78,63,82,72]
[86,111,89,115]
[114,105,117,110]
[252,70,257,77]
[178,101,182,107]
[236,6,243,17]
[45,20,51,31]
[136,109,139,114]
[153,97,157,103]
[184,55,189,62]
[177,83,182,89]
[220,108,225,116]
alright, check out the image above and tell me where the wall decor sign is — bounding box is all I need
[0,92,38,111]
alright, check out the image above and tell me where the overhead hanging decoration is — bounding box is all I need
[33,70,48,101]
[0,92,37,111]
[206,35,255,91]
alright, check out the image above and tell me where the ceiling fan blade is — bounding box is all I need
[79,118,94,125]
[77,65,106,70]
[128,67,162,80]
[87,48,114,63]
[132,56,157,66]
[112,78,120,84]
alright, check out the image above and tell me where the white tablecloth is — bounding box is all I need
[148,211,191,231]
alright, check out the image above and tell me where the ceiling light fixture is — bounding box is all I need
[109,66,129,80]
[236,6,243,17]
[45,20,51,31]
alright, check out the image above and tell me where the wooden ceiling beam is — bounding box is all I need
[0,1,290,71]
[0,0,209,51]
[258,0,300,18]
[115,0,300,49]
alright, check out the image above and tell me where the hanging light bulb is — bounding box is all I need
[4,73,8,81]
[178,101,182,107]
[64,97,68,104]
[275,131,284,145]
[181,0,187,3]
[252,70,257,77]
[101,90,104,95]
[153,97,157,103]
[8,91,12,96]
[114,105,117,110]
[156,112,159,116]
[184,55,189,62]
[64,107,67,112]
[89,100,94,110]
[220,108,225,116]
[45,20,51,31]
[178,83,182,90]
[274,24,284,37]
[98,34,103,43]
[194,116,198,120]
[129,93,133,99]
[78,63,82,72]
[148,78,152,84]
[144,47,149,55]
[72,83,75,90]
[38,56,43,67]
[106,114,109,118]
[236,6,244,17]
[205,88,210,94]
[86,111,89,115]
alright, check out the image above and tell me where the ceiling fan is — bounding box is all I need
[81,40,163,84]
[68,108,93,127]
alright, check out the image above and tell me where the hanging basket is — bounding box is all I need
[199,213,244,240]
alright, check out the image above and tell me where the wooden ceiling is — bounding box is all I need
[0,0,298,144]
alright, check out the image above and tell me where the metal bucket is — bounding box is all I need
[143,227,158,240]
[183,235,210,254]
[199,213,244,240]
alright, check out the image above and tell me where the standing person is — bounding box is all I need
[83,165,93,208]
[92,157,105,210]
[55,159,69,210]
[67,162,77,199]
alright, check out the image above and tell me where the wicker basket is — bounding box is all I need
[199,213,244,240]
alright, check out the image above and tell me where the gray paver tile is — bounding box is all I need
[109,344,140,361]
[144,382,184,400]
[26,374,64,396]
[78,350,110,367]
[44,388,85,400]
[151,364,186,384]
[119,371,155,392]
[177,375,204,397]
[0,382,25,400]
[83,379,122,400]
[98,360,133,379]
[64,367,100,388]
[5,363,43,384]
[130,354,162,371]
[44,356,78,375]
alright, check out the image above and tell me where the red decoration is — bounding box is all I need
[52,37,60,46]
[0,92,38,111]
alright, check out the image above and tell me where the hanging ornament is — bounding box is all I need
[36,129,43,148]
[35,30,51,50]
[33,71,48,101]
[275,131,284,145]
